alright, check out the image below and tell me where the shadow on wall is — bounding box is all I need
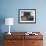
[0,16,5,46]
[0,15,5,32]
[0,33,4,46]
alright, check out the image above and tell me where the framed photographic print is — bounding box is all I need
[18,9,36,24]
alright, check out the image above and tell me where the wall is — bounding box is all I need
[0,0,46,46]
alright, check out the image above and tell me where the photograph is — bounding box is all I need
[18,9,36,24]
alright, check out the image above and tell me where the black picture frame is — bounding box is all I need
[18,9,36,24]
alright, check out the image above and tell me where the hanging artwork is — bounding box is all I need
[18,9,36,24]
